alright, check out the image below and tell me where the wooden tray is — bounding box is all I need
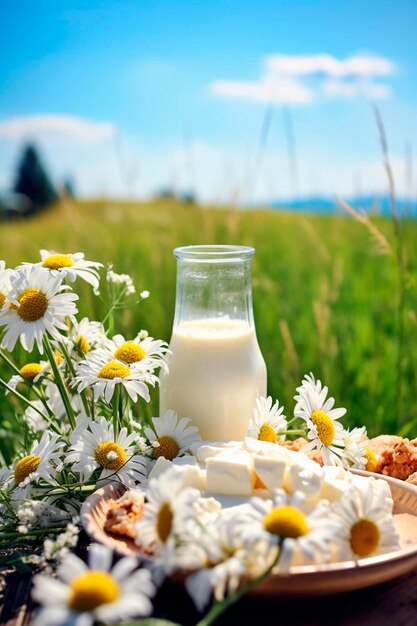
[80,470,417,596]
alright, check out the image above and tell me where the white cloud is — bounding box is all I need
[0,114,117,144]
[211,76,313,104]
[266,53,395,77]
[211,53,396,104]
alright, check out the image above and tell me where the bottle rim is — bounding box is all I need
[174,245,255,261]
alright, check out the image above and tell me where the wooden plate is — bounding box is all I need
[80,470,417,596]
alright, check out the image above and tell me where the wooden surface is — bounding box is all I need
[2,563,417,626]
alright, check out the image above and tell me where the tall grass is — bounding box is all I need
[0,197,416,438]
[337,107,410,433]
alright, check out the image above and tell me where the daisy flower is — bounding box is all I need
[6,361,46,395]
[342,426,368,469]
[73,351,153,404]
[144,410,201,461]
[25,249,102,291]
[342,427,378,472]
[0,266,78,354]
[135,467,200,554]
[247,396,287,443]
[32,543,155,626]
[332,476,400,560]
[102,332,169,375]
[0,260,16,311]
[6,430,64,494]
[240,489,337,572]
[294,372,347,466]
[184,514,275,611]
[66,415,148,487]
[69,316,109,357]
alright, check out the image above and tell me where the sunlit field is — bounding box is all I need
[1,198,417,440]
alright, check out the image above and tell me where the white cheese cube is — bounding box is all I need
[172,456,205,490]
[243,437,289,461]
[284,464,323,505]
[320,478,349,502]
[193,442,243,464]
[253,455,286,492]
[148,456,205,491]
[284,448,320,470]
[323,466,348,481]
[172,456,198,467]
[206,452,254,497]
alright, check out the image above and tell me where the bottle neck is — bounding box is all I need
[173,257,254,328]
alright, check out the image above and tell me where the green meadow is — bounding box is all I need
[1,199,417,439]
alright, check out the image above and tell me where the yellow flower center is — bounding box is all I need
[75,334,91,354]
[42,254,74,270]
[0,293,5,308]
[98,361,130,380]
[13,288,48,322]
[311,409,335,447]
[68,571,120,612]
[258,423,277,443]
[153,436,180,461]
[263,505,309,538]
[54,349,64,366]
[350,518,380,557]
[19,363,43,379]
[95,442,127,470]
[156,501,173,543]
[114,341,146,365]
[365,447,378,473]
[14,455,41,484]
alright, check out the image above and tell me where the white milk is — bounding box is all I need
[159,318,267,440]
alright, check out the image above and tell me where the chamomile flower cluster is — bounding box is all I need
[72,330,168,405]
[0,251,168,550]
[247,373,375,471]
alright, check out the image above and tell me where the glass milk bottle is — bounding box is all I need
[159,245,267,440]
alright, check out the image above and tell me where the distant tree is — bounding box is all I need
[13,144,57,212]
[155,187,176,200]
[181,191,196,205]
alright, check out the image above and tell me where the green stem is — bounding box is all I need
[285,416,300,427]
[196,551,279,626]
[0,348,21,375]
[277,429,306,437]
[40,483,96,497]
[0,378,60,435]
[112,385,120,437]
[0,526,68,540]
[59,340,91,416]
[43,336,76,429]
[119,387,124,427]
[35,386,57,419]
[102,285,127,328]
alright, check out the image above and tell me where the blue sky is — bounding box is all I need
[1,0,417,202]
